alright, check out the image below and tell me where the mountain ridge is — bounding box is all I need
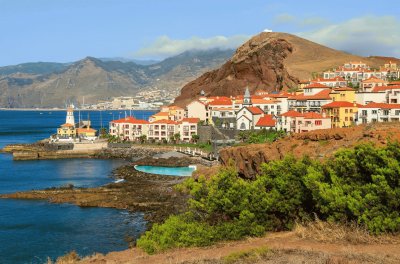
[0,49,234,108]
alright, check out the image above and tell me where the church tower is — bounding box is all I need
[243,87,252,106]
[65,106,75,127]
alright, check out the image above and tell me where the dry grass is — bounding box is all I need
[294,219,400,245]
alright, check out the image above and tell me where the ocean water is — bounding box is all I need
[0,110,156,264]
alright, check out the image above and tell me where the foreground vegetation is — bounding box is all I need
[137,143,400,254]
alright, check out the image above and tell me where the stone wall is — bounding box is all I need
[198,125,212,143]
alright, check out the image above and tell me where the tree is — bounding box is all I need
[191,134,200,143]
[99,127,107,138]
[173,133,181,143]
[139,134,147,144]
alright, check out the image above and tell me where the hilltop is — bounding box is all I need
[0,49,233,108]
[174,32,394,106]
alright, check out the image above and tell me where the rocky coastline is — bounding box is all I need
[0,156,206,224]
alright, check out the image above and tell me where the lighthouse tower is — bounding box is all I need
[65,106,75,127]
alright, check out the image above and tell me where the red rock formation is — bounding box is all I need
[174,32,388,107]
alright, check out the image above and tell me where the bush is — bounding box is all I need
[137,143,400,253]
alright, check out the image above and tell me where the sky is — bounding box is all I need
[0,0,399,66]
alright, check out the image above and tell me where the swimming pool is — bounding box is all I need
[134,165,196,176]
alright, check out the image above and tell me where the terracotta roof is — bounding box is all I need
[181,118,200,123]
[280,110,303,118]
[372,85,400,92]
[256,115,276,127]
[362,76,386,83]
[208,99,232,106]
[151,119,178,124]
[76,128,97,132]
[267,92,293,98]
[389,81,400,86]
[302,112,327,119]
[246,106,264,115]
[111,116,149,124]
[322,101,360,108]
[304,83,330,89]
[359,102,400,109]
[60,123,74,127]
[252,99,279,104]
[289,89,332,100]
[168,105,184,110]
[332,87,355,92]
[152,112,169,116]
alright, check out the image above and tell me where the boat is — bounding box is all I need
[114,179,125,183]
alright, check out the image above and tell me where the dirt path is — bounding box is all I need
[79,232,400,264]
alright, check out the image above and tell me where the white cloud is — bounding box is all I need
[298,16,400,57]
[134,35,251,58]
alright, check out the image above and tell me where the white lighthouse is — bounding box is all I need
[65,106,75,127]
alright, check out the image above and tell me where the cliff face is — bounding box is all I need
[219,122,400,178]
[174,32,389,107]
[174,34,299,106]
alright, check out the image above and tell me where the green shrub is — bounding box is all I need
[137,142,400,253]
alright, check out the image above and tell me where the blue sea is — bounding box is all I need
[0,109,157,264]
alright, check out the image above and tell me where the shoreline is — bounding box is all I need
[0,156,204,223]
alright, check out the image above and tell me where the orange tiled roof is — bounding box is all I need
[208,99,232,106]
[322,101,360,108]
[152,112,169,116]
[302,112,327,119]
[76,128,97,132]
[372,85,400,92]
[61,123,74,127]
[168,105,184,111]
[111,116,149,124]
[280,110,303,118]
[151,119,178,124]
[251,99,279,104]
[246,106,264,115]
[362,76,386,83]
[289,89,332,100]
[181,118,200,123]
[332,87,355,92]
[256,115,276,127]
[389,81,400,86]
[359,102,400,109]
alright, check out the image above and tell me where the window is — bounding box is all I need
[383,110,389,115]
[345,109,348,113]
[372,110,377,114]
[315,120,322,126]
[362,110,367,116]
[345,117,348,121]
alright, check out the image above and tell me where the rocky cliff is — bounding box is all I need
[219,122,400,178]
[174,32,390,106]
